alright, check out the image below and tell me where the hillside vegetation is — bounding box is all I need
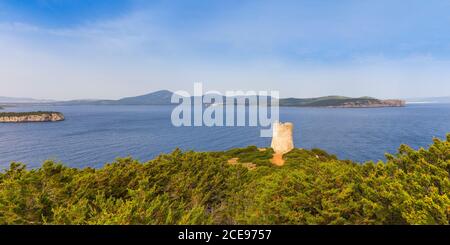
[0,135,449,224]
[280,96,377,107]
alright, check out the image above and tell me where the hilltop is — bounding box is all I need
[107,91,405,107]
[115,90,174,105]
[30,90,405,108]
[0,135,448,225]
[0,90,406,108]
[279,96,405,107]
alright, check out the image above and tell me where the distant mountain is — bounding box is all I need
[115,90,174,105]
[106,91,404,108]
[0,96,54,103]
[2,90,406,108]
[280,96,367,107]
[44,90,174,106]
[51,99,115,106]
[406,96,450,104]
[279,96,404,107]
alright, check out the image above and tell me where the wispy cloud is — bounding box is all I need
[1,0,450,100]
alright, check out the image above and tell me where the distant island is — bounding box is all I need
[405,96,450,104]
[14,90,404,108]
[279,96,405,108]
[0,111,64,123]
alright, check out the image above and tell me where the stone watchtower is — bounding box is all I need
[271,121,294,154]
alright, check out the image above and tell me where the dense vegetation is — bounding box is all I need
[0,111,60,117]
[0,135,449,225]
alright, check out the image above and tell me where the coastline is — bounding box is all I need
[0,111,65,123]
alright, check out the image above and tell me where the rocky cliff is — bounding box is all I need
[0,112,64,123]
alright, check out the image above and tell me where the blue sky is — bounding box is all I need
[1,0,450,100]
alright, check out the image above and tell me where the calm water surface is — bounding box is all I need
[0,104,449,168]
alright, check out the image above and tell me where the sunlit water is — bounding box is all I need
[0,104,449,168]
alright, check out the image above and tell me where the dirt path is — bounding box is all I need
[228,152,285,168]
[227,158,239,165]
[271,153,285,166]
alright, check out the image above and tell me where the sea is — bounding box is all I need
[0,103,449,168]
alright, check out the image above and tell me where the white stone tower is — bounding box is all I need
[271,121,294,154]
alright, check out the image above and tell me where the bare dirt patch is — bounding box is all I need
[271,153,285,166]
[227,158,256,170]
[227,158,239,165]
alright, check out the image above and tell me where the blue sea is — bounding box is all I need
[0,104,449,168]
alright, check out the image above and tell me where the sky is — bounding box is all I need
[1,0,450,100]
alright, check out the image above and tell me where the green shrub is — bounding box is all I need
[0,135,449,224]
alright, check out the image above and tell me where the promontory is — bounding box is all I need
[279,96,405,108]
[0,111,65,123]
